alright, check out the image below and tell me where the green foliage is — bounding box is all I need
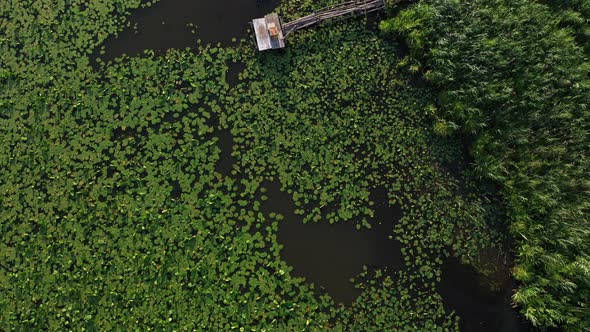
[381,0,590,330]
[0,0,505,330]
[222,12,500,328]
[542,0,590,55]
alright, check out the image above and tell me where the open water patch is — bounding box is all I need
[98,0,280,62]
[226,60,246,88]
[264,181,403,305]
[215,128,236,177]
[439,257,538,332]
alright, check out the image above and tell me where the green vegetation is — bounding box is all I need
[381,0,590,330]
[3,0,587,330]
[543,0,590,55]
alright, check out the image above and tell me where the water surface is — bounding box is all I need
[99,0,280,61]
[266,183,404,305]
[440,257,536,332]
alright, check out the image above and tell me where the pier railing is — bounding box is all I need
[281,0,385,37]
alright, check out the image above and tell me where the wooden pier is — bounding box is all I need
[252,0,385,51]
[252,13,285,51]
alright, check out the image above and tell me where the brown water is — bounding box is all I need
[97,1,540,330]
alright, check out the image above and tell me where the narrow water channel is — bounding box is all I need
[439,257,537,332]
[215,128,236,177]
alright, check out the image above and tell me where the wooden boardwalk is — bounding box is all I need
[252,0,385,51]
[282,0,385,37]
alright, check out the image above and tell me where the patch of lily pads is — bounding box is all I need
[0,0,503,330]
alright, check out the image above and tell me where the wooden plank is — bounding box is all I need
[253,18,272,51]
[253,13,285,51]
[265,13,285,49]
[256,0,386,47]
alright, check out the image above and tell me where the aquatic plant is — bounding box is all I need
[0,0,505,330]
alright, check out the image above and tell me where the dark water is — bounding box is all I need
[263,183,403,305]
[440,257,537,332]
[226,60,246,88]
[98,0,280,61]
[215,128,236,177]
